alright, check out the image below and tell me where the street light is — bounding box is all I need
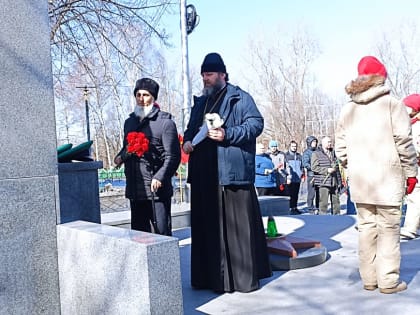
[76,85,95,141]
[186,4,199,35]
[180,1,199,131]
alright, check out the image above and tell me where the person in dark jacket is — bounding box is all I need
[302,136,319,213]
[182,52,272,293]
[114,78,181,235]
[311,136,342,215]
[285,140,304,214]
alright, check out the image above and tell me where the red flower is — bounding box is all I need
[178,134,189,164]
[127,132,149,157]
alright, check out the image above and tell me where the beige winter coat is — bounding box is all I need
[335,76,418,206]
[412,121,420,156]
[412,121,420,180]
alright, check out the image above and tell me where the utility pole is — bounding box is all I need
[180,1,199,203]
[180,1,199,131]
[76,85,96,142]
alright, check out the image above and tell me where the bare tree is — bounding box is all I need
[49,0,172,79]
[49,0,178,168]
[55,62,89,144]
[244,26,338,150]
[375,20,420,98]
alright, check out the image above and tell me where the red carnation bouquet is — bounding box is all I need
[178,134,189,164]
[126,131,149,157]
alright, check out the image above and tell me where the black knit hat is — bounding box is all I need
[201,52,226,74]
[133,78,159,100]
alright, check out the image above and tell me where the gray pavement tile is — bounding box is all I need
[174,215,420,315]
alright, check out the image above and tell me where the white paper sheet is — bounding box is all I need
[191,122,208,146]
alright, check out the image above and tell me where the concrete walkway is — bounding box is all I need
[174,215,420,315]
[100,189,418,314]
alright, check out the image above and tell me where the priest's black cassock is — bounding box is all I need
[187,89,271,293]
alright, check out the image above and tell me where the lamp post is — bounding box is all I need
[180,1,198,203]
[180,1,199,131]
[76,85,95,141]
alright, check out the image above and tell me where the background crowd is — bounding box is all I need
[255,135,346,216]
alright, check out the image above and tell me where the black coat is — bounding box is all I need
[118,106,181,200]
[184,84,264,185]
[184,85,271,292]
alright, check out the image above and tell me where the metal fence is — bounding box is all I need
[98,168,190,213]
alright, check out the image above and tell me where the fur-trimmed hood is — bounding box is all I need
[345,75,390,104]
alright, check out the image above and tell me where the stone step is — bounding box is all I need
[101,196,290,229]
[258,196,290,216]
[101,206,191,230]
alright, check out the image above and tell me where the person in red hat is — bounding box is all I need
[335,56,418,294]
[400,94,420,240]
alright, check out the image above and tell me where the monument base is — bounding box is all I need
[266,234,327,270]
[269,246,327,270]
[57,221,183,314]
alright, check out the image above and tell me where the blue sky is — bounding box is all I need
[162,0,420,97]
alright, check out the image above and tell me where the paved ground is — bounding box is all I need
[174,215,420,315]
[100,184,419,314]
